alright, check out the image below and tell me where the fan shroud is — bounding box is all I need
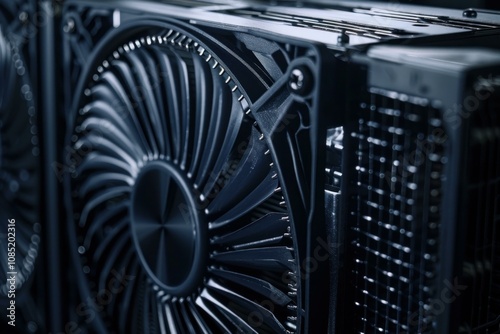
[64,19,324,334]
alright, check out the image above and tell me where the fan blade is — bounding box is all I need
[78,187,130,227]
[93,216,129,264]
[211,213,288,248]
[106,246,136,316]
[80,117,143,160]
[179,299,198,333]
[206,279,287,334]
[75,135,138,174]
[102,62,153,152]
[89,84,146,151]
[211,246,295,271]
[112,58,159,156]
[83,97,139,145]
[82,201,128,249]
[209,169,278,229]
[167,49,193,166]
[195,295,233,333]
[156,291,168,334]
[171,51,194,171]
[78,172,134,198]
[127,50,165,156]
[155,49,183,162]
[97,235,134,293]
[163,302,181,334]
[118,261,142,333]
[76,152,137,177]
[210,268,292,306]
[141,47,171,158]
[199,288,258,334]
[193,71,232,190]
[188,55,213,179]
[187,299,212,334]
[205,128,270,216]
[201,97,245,199]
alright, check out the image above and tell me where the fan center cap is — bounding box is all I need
[130,161,207,296]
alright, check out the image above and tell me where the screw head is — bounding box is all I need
[288,66,312,96]
[463,8,478,18]
[18,11,28,24]
[64,18,76,33]
[337,30,350,44]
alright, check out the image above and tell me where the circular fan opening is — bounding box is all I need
[67,21,300,333]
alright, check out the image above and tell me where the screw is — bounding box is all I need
[288,66,312,95]
[463,8,477,18]
[64,18,76,33]
[337,30,350,44]
[18,11,28,24]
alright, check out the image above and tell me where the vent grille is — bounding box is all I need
[222,8,415,39]
[348,89,446,333]
[351,8,500,30]
[463,85,500,334]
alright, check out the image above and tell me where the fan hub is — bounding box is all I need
[130,161,207,297]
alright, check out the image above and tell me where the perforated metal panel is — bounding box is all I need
[347,89,445,333]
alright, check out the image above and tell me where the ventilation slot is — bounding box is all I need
[221,8,415,39]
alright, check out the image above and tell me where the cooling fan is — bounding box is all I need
[65,18,328,333]
[0,4,41,306]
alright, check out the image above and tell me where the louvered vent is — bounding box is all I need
[347,88,446,333]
